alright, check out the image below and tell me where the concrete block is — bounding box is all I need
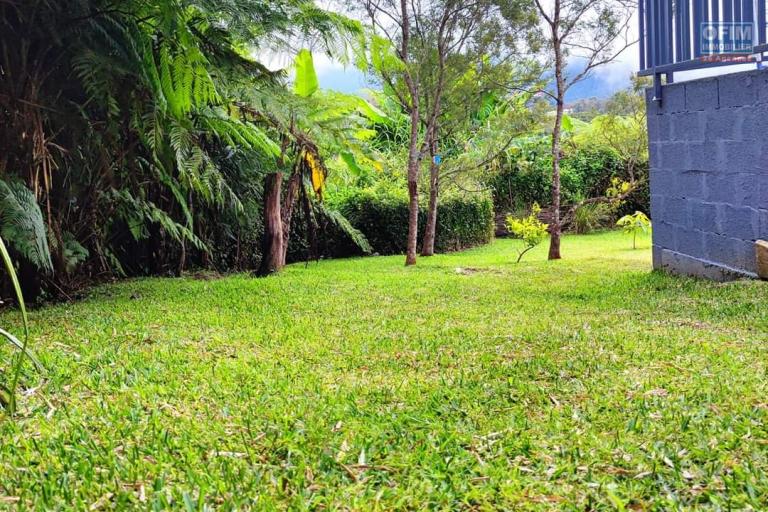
[663,197,688,226]
[661,141,691,171]
[705,174,734,203]
[689,201,719,232]
[652,244,663,269]
[649,169,675,195]
[686,78,719,111]
[647,70,768,280]
[731,173,762,208]
[648,141,662,170]
[672,112,706,142]
[759,208,768,238]
[660,83,687,114]
[675,225,705,256]
[741,104,768,139]
[756,174,768,209]
[653,220,676,249]
[719,72,758,108]
[687,141,721,172]
[721,204,759,240]
[650,194,665,221]
[645,87,660,116]
[646,114,660,144]
[720,140,760,174]
[755,71,768,105]
[705,107,744,142]
[657,248,754,281]
[677,171,708,199]
[705,232,752,269]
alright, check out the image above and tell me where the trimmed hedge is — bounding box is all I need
[290,189,495,259]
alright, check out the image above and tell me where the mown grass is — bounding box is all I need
[1,231,767,510]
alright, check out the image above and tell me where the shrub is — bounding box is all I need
[506,203,549,262]
[487,138,648,218]
[313,189,494,257]
[572,202,613,234]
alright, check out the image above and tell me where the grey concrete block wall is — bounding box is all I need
[647,68,768,280]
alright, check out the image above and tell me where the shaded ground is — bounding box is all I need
[1,231,767,509]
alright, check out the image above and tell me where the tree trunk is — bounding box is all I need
[399,0,420,267]
[280,170,301,267]
[404,87,420,266]
[257,172,284,276]
[548,37,565,261]
[405,157,420,265]
[421,136,439,256]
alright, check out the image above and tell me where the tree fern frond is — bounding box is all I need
[0,181,53,273]
[315,203,372,254]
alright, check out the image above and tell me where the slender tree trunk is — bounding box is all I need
[421,135,439,256]
[548,37,565,261]
[257,171,284,276]
[399,0,420,266]
[280,170,301,267]
[404,82,420,266]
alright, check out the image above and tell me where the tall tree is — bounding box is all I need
[532,0,633,259]
[356,0,424,265]
[355,0,536,260]
[413,1,538,255]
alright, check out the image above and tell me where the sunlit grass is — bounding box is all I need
[1,230,767,509]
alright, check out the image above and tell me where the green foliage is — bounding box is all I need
[329,189,494,256]
[293,49,319,98]
[0,0,364,294]
[487,138,629,214]
[505,202,548,262]
[572,202,613,234]
[0,181,53,273]
[616,211,652,249]
[315,204,373,255]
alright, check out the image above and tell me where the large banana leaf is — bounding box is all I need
[294,49,319,98]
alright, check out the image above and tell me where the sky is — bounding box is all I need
[269,4,763,103]
[308,48,642,103]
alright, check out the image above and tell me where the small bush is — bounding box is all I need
[572,202,613,234]
[506,203,549,262]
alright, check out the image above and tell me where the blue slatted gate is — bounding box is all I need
[640,0,768,101]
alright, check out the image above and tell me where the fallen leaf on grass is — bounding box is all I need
[89,493,114,511]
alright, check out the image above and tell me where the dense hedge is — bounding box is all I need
[288,189,495,259]
[487,140,632,213]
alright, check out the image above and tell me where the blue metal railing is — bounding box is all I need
[639,0,767,78]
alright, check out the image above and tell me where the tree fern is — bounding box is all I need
[0,180,53,273]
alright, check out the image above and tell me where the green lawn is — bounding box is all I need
[2,231,768,510]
